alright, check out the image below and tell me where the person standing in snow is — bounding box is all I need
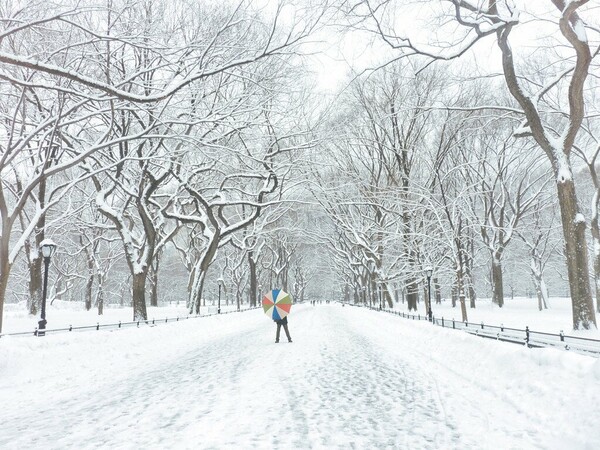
[275,316,292,343]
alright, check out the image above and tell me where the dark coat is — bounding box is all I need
[275,316,288,325]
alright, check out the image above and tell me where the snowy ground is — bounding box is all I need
[3,295,598,338]
[422,296,600,337]
[1,303,599,449]
[0,300,228,334]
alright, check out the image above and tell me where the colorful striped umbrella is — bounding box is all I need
[262,289,292,321]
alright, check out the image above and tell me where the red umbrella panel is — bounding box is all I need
[262,289,292,320]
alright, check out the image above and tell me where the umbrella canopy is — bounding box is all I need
[262,289,292,321]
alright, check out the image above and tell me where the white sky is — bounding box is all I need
[308,0,600,94]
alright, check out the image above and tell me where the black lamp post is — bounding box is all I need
[425,267,433,322]
[218,278,223,314]
[38,239,57,336]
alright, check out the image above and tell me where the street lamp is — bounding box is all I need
[39,239,57,336]
[425,267,433,322]
[218,278,224,314]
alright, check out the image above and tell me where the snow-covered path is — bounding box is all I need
[1,304,598,449]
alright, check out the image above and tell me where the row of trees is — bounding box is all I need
[313,60,558,324]
[0,0,329,332]
[1,0,599,332]
[316,0,599,329]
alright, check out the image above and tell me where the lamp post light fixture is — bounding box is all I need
[38,239,57,336]
[425,267,433,322]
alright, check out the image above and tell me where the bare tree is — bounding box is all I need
[474,131,551,307]
[517,200,560,311]
[0,0,328,331]
[352,0,599,329]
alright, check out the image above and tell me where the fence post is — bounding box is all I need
[501,323,504,332]
[525,326,530,346]
[481,322,484,329]
[452,319,455,329]
[69,325,72,332]
[560,330,564,342]
[441,317,444,328]
[96,322,100,331]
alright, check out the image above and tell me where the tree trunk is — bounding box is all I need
[591,215,600,314]
[556,179,596,329]
[120,281,127,307]
[0,258,10,333]
[465,266,476,309]
[189,233,220,313]
[96,275,104,315]
[191,271,206,314]
[434,278,441,304]
[469,285,476,309]
[530,254,549,311]
[85,251,94,311]
[85,273,93,311]
[535,280,549,312]
[423,283,430,316]
[132,272,148,321]
[457,270,468,322]
[406,278,418,311]
[150,265,159,307]
[539,279,549,310]
[248,252,257,307]
[451,285,457,308]
[28,256,43,315]
[491,258,504,308]
[460,294,468,322]
[383,284,393,308]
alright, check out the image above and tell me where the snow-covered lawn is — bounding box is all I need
[423,296,600,337]
[3,296,598,338]
[1,303,599,449]
[0,301,232,334]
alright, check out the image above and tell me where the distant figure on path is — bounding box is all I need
[275,316,292,343]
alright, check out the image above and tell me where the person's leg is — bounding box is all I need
[276,323,281,342]
[283,323,292,342]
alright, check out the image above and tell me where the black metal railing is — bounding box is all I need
[346,302,600,357]
[0,306,261,339]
